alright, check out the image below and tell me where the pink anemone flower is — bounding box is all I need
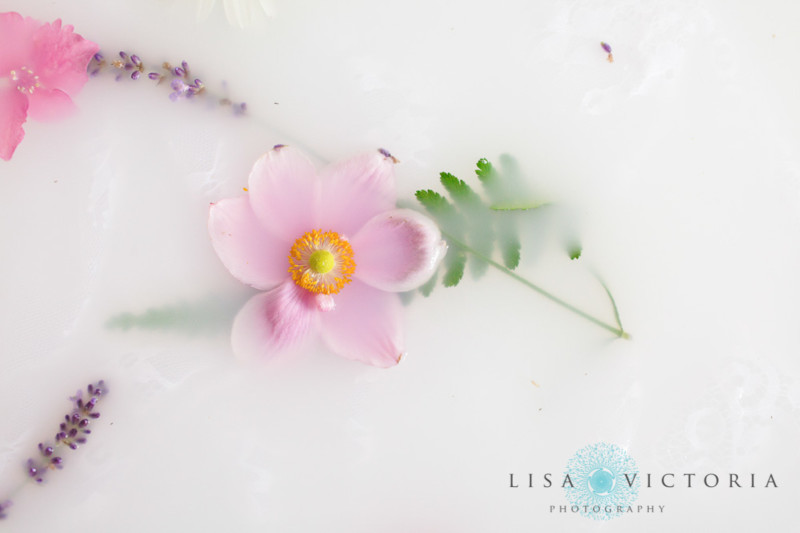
[0,12,98,161]
[208,146,447,368]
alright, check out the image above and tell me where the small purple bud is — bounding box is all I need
[89,413,101,419]
[68,443,78,450]
[71,413,81,425]
[90,68,100,77]
[28,466,38,477]
[171,79,186,92]
[79,419,89,428]
[119,51,129,60]
[51,457,63,466]
[131,71,141,80]
[601,42,612,54]
[56,431,66,441]
[378,148,392,158]
[0,499,11,519]
[273,144,285,150]
[68,428,78,438]
[173,67,186,77]
[148,72,161,81]
[76,438,87,444]
[87,397,98,410]
[131,55,142,66]
[93,52,104,62]
[181,60,189,71]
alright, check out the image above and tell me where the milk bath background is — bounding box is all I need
[1,0,799,531]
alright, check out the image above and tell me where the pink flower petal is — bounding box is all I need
[318,280,404,368]
[25,87,74,121]
[315,293,335,312]
[0,13,36,76]
[317,150,397,237]
[208,196,292,290]
[231,281,317,361]
[248,145,320,240]
[30,18,98,96]
[351,209,447,292]
[0,87,29,161]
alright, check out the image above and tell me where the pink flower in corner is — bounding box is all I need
[0,12,99,161]
[208,146,447,368]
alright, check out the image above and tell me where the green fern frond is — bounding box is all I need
[416,156,540,292]
[443,249,467,287]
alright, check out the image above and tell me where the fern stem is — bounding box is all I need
[440,231,630,339]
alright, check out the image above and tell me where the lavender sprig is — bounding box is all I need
[88,50,247,114]
[0,380,107,520]
[600,41,614,62]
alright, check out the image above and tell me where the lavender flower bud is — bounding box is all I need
[38,443,53,457]
[0,500,11,519]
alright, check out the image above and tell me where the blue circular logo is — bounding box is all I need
[563,442,640,520]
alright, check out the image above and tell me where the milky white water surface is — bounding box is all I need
[1,0,799,531]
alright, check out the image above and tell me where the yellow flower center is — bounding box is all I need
[9,67,41,95]
[308,249,335,274]
[288,230,355,294]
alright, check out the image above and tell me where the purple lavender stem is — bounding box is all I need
[88,50,245,115]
